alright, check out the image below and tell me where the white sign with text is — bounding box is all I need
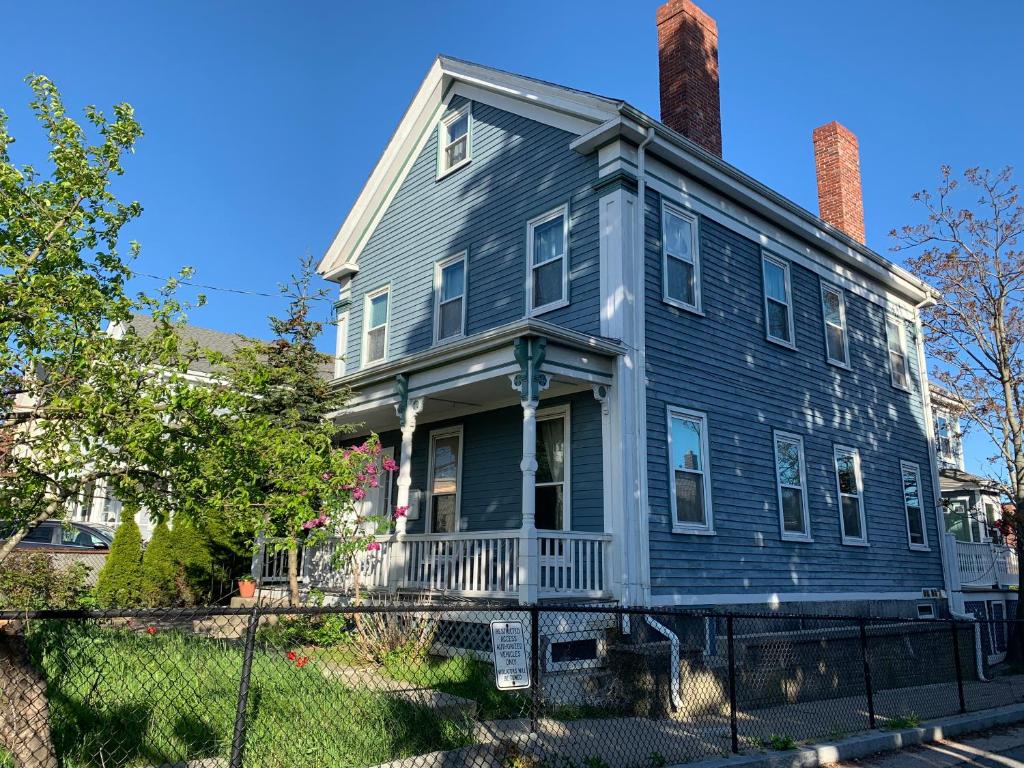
[490,620,531,690]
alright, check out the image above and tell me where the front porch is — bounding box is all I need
[258,321,631,604]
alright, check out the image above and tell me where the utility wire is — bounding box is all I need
[131,272,285,299]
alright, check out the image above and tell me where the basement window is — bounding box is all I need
[545,633,605,672]
[917,604,936,620]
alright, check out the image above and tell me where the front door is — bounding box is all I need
[535,407,569,531]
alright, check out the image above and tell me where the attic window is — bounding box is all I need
[439,104,471,177]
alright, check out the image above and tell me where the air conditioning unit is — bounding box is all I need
[922,588,946,599]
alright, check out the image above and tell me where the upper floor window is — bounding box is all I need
[774,431,810,541]
[438,104,471,177]
[435,252,467,343]
[662,204,701,313]
[763,254,795,347]
[834,445,867,545]
[901,460,929,550]
[886,316,911,391]
[362,286,390,366]
[821,284,850,367]
[527,205,569,315]
[667,407,713,534]
[934,410,962,469]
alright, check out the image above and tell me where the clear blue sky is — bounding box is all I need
[3,1,1022,473]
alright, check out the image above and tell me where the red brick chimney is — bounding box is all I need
[812,121,865,243]
[657,0,722,157]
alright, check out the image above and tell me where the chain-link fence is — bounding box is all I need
[3,604,1024,768]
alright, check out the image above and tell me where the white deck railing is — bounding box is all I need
[255,530,612,601]
[954,537,1019,589]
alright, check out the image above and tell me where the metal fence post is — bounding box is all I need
[950,619,967,714]
[858,619,875,729]
[530,604,540,735]
[727,615,739,754]
[229,606,262,768]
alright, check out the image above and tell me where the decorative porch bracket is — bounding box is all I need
[389,374,423,592]
[511,336,549,605]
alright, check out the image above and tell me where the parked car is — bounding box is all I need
[0,521,114,551]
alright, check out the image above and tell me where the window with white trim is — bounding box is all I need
[362,287,389,366]
[934,409,963,469]
[435,252,466,343]
[821,284,850,367]
[536,406,570,531]
[763,254,794,346]
[834,445,866,544]
[527,205,568,315]
[334,309,349,378]
[886,316,911,390]
[427,427,462,533]
[662,204,701,312]
[438,104,470,176]
[774,431,810,540]
[901,460,929,549]
[667,407,713,533]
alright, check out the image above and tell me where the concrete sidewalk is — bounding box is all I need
[831,723,1024,767]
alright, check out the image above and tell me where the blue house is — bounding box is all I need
[312,0,950,619]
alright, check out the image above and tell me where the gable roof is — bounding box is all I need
[317,55,938,306]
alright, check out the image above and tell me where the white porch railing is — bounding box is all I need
[953,537,1019,589]
[254,530,612,601]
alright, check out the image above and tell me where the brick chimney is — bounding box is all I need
[812,121,865,242]
[657,0,722,156]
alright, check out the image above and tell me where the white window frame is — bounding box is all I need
[762,253,796,349]
[426,425,464,534]
[886,316,911,391]
[433,251,468,344]
[901,460,930,551]
[666,406,714,535]
[437,103,471,178]
[526,204,570,316]
[334,309,349,378]
[833,444,867,546]
[535,404,571,532]
[774,430,811,542]
[661,202,702,314]
[361,285,390,368]
[820,283,850,368]
[544,631,606,672]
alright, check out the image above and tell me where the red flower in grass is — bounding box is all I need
[286,651,297,661]
[146,626,157,636]
[295,656,310,668]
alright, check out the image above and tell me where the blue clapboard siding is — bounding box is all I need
[345,97,601,368]
[643,193,945,597]
[372,391,605,534]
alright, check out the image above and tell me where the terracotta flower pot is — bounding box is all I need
[238,579,256,599]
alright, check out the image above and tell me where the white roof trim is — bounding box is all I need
[317,56,618,280]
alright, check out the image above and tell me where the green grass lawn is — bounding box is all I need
[27,622,472,768]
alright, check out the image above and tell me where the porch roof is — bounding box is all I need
[331,319,623,432]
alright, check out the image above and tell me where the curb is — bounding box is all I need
[671,703,1024,768]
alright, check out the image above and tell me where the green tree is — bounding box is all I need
[95,517,144,608]
[169,518,213,605]
[140,522,176,606]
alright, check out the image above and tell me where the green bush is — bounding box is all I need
[95,518,145,607]
[169,519,212,604]
[141,522,176,606]
[0,550,91,610]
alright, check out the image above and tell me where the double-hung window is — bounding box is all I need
[821,284,850,367]
[901,460,929,550]
[438,104,471,176]
[833,445,867,544]
[774,431,810,541]
[886,317,911,390]
[667,407,713,533]
[536,406,570,531]
[763,254,795,346]
[362,287,390,366]
[662,204,701,312]
[527,205,569,315]
[435,252,466,343]
[427,426,462,533]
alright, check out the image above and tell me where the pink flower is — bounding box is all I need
[352,444,365,454]
[372,443,382,455]
[321,471,332,481]
[287,651,297,661]
[366,464,377,475]
[369,477,379,488]
[353,488,366,500]
[147,626,157,636]
[382,458,398,472]
[366,541,382,551]
[296,656,310,668]
[394,506,409,519]
[356,473,366,484]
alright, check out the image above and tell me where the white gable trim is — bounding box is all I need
[317,57,617,281]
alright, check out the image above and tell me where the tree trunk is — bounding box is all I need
[0,498,63,565]
[0,625,58,768]
[287,546,300,607]
[1006,508,1024,667]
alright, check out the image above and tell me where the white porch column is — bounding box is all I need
[388,375,422,592]
[512,337,549,605]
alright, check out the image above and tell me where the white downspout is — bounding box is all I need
[644,614,683,709]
